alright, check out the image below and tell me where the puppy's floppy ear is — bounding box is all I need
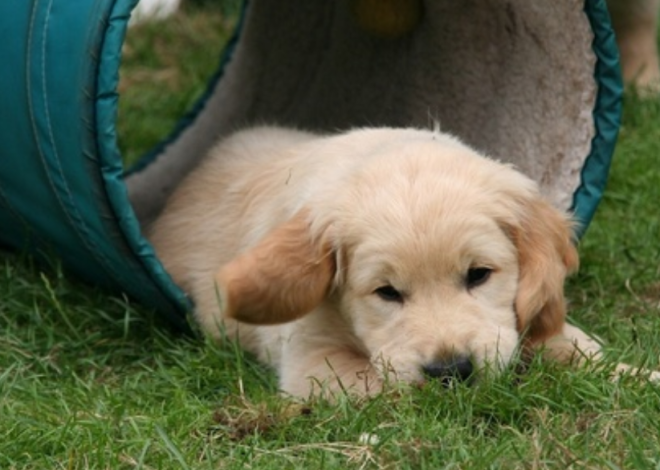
[214,210,335,325]
[506,197,579,348]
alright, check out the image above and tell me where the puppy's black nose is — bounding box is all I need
[423,356,474,385]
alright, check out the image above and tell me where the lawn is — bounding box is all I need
[2,4,660,469]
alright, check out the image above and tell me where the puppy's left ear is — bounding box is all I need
[215,210,335,325]
[507,197,579,348]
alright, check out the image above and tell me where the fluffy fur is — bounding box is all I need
[148,126,605,399]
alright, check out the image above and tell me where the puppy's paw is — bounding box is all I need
[649,370,660,383]
[280,358,383,400]
[614,363,660,383]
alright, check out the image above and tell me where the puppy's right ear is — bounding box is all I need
[215,210,335,325]
[508,198,578,349]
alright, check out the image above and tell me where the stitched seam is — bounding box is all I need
[21,0,67,250]
[33,0,121,281]
[26,0,42,167]
[1,0,52,247]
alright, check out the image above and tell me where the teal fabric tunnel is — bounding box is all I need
[0,0,621,329]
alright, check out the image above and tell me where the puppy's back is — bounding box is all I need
[147,127,319,292]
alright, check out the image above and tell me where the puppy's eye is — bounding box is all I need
[466,267,492,289]
[374,285,404,303]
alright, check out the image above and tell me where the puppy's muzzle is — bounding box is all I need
[422,356,474,385]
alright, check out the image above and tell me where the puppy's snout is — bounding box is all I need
[422,356,474,385]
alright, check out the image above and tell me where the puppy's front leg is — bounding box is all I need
[278,347,382,400]
[540,323,660,382]
[539,323,603,364]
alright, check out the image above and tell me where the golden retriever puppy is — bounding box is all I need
[608,0,660,89]
[148,126,604,399]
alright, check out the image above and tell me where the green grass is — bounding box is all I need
[3,4,660,469]
[116,3,238,165]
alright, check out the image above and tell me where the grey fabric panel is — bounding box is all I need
[127,0,597,226]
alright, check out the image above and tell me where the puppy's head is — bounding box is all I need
[215,129,577,385]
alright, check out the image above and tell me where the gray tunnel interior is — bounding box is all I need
[126,0,597,227]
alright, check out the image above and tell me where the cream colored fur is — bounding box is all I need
[148,127,645,399]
